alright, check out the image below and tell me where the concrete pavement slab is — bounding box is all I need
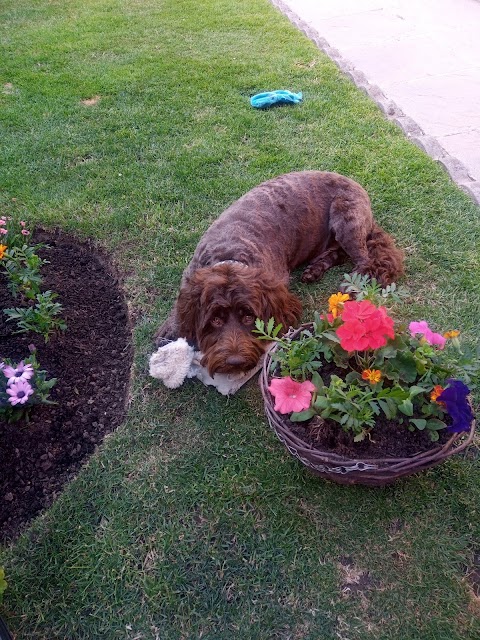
[272,0,480,204]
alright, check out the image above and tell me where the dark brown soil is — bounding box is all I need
[278,360,451,459]
[0,229,132,543]
[287,412,450,459]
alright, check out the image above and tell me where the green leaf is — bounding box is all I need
[311,371,323,390]
[426,419,447,431]
[272,322,283,338]
[409,418,427,430]
[378,398,397,420]
[267,317,275,335]
[398,399,414,416]
[386,350,418,383]
[409,385,428,398]
[290,408,316,422]
[321,331,341,343]
[314,396,329,410]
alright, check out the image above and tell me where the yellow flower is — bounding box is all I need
[430,385,445,404]
[328,292,350,319]
[361,369,382,384]
[0,244,7,260]
[443,330,460,339]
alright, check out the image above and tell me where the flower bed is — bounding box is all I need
[0,228,132,541]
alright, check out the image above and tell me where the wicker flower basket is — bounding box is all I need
[260,332,476,487]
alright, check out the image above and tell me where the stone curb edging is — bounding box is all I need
[270,0,480,206]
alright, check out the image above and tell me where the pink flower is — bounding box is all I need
[20,221,26,226]
[21,229,30,236]
[0,228,7,235]
[409,321,446,350]
[3,361,34,385]
[320,312,335,323]
[268,377,316,414]
[336,300,395,352]
[0,218,5,225]
[6,379,34,405]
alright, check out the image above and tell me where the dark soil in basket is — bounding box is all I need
[0,229,133,542]
[277,361,451,459]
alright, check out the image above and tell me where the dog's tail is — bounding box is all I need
[366,222,404,286]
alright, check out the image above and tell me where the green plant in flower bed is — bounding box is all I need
[0,216,32,251]
[2,245,47,300]
[0,217,66,341]
[0,351,57,423]
[0,218,46,301]
[3,291,67,343]
[256,275,478,442]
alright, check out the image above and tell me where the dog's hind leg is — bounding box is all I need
[325,195,374,277]
[301,242,347,283]
[325,194,403,286]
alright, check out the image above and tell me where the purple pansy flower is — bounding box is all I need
[3,361,34,385]
[6,379,34,406]
[438,379,473,433]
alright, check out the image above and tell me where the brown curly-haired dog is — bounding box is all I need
[155,171,404,375]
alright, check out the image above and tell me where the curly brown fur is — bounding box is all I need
[155,171,404,375]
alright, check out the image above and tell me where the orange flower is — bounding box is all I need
[443,330,460,339]
[328,292,350,319]
[361,369,382,384]
[430,385,445,404]
[0,244,7,260]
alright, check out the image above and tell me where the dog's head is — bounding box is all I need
[176,263,302,376]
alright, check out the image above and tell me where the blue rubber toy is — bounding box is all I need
[250,90,303,109]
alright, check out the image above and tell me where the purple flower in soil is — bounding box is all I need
[6,379,34,406]
[438,379,474,433]
[3,361,34,385]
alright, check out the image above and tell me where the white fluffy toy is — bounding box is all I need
[149,338,263,395]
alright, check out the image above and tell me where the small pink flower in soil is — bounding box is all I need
[268,377,316,414]
[6,379,34,406]
[3,361,34,385]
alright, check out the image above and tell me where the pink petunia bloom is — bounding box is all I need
[268,377,316,414]
[3,361,34,385]
[21,229,30,236]
[6,379,34,405]
[20,221,26,226]
[0,218,5,225]
[409,321,446,350]
[0,228,7,235]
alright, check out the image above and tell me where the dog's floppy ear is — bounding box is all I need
[258,280,302,333]
[175,272,206,343]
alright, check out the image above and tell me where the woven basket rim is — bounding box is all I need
[260,326,476,472]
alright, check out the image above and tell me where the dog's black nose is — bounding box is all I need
[225,355,248,367]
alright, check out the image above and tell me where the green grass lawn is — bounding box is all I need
[1,0,479,638]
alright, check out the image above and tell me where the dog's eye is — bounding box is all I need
[242,312,255,326]
[211,316,224,328]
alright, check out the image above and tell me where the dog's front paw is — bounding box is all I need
[301,266,324,283]
[154,316,179,346]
